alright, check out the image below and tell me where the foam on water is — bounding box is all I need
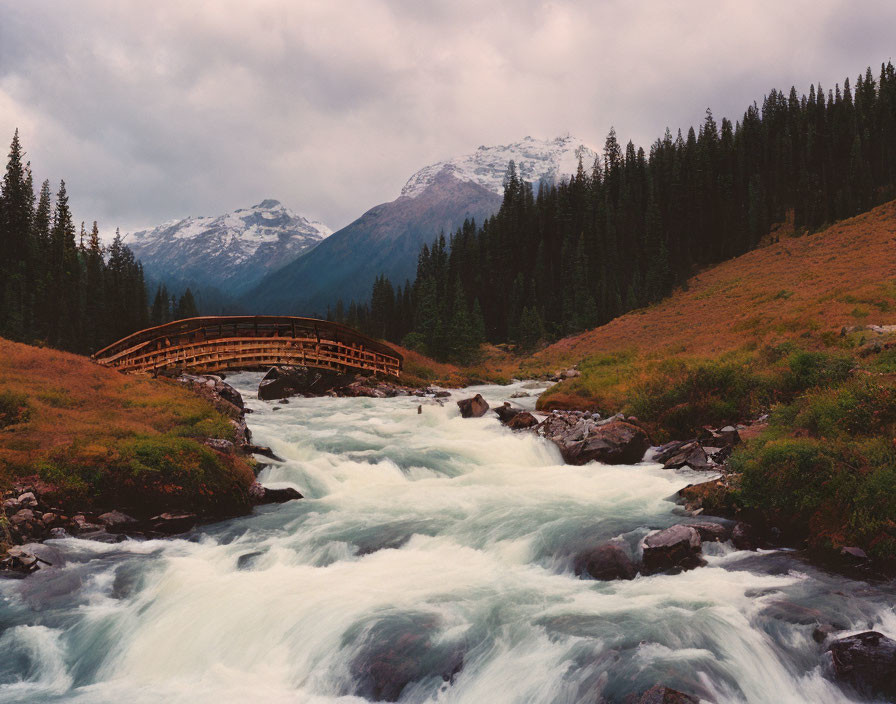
[0,376,892,703]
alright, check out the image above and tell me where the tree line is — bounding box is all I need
[338,63,896,361]
[0,130,154,353]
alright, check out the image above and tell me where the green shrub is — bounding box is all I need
[0,390,30,429]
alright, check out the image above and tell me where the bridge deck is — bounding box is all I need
[92,316,403,377]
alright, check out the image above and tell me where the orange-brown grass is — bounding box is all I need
[527,200,896,409]
[0,338,254,516]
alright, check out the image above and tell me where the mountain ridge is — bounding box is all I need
[248,135,597,314]
[125,199,332,296]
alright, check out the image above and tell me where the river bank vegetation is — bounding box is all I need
[0,338,255,523]
[345,64,896,363]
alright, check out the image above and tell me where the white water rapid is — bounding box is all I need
[0,377,894,703]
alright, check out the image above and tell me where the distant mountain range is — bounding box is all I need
[248,136,597,314]
[124,199,332,296]
[126,136,597,313]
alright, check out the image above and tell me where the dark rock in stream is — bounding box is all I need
[457,394,489,418]
[258,365,350,400]
[506,411,538,430]
[574,543,637,581]
[493,402,521,423]
[659,440,713,471]
[641,525,704,573]
[827,631,896,700]
[348,613,465,701]
[637,685,699,703]
[148,512,198,534]
[559,420,650,466]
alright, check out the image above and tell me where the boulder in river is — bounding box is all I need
[493,402,521,424]
[641,525,703,572]
[659,440,713,471]
[560,420,650,466]
[249,481,303,505]
[148,512,198,534]
[257,365,348,401]
[349,613,464,702]
[827,631,896,699]
[506,411,538,430]
[684,521,732,542]
[573,543,637,581]
[457,394,489,418]
[638,685,699,703]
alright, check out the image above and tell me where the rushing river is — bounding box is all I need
[1,376,894,704]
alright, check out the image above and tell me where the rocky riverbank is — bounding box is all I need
[1,371,301,577]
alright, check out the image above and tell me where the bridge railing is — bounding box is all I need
[92,316,403,377]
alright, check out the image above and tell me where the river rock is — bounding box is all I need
[148,512,197,534]
[638,685,699,703]
[17,491,38,508]
[684,521,732,542]
[573,543,637,581]
[731,522,758,550]
[560,420,650,465]
[98,510,141,533]
[255,485,303,504]
[827,631,896,699]
[257,366,348,400]
[661,441,712,471]
[507,411,538,430]
[457,394,489,418]
[349,613,464,702]
[493,402,521,424]
[641,525,703,572]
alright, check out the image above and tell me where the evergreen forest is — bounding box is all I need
[336,64,896,361]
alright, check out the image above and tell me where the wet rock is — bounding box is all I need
[0,546,41,576]
[560,420,650,466]
[257,365,348,400]
[506,411,538,430]
[17,491,38,508]
[72,514,104,534]
[148,512,197,534]
[573,543,637,581]
[641,525,703,572]
[638,685,699,703]
[348,613,464,702]
[731,522,758,550]
[509,391,530,399]
[245,444,283,461]
[457,394,489,418]
[840,546,868,562]
[236,551,265,570]
[48,527,68,540]
[493,402,521,424]
[718,425,741,446]
[255,485,303,505]
[204,438,236,454]
[827,631,896,699]
[98,510,141,533]
[661,441,712,471]
[684,521,732,542]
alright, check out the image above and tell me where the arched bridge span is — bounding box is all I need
[92,316,403,377]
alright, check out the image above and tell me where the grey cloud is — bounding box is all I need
[1,0,894,237]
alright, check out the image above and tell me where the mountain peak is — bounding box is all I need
[126,201,332,295]
[401,135,597,199]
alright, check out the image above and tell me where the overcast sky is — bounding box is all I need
[1,0,894,235]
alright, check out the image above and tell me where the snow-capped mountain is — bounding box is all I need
[400,135,597,199]
[126,199,332,295]
[248,136,597,314]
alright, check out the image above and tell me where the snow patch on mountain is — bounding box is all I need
[400,135,598,199]
[125,200,332,292]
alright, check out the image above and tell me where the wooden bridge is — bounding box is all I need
[92,316,403,377]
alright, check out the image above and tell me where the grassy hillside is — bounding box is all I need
[0,339,255,518]
[518,200,896,411]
